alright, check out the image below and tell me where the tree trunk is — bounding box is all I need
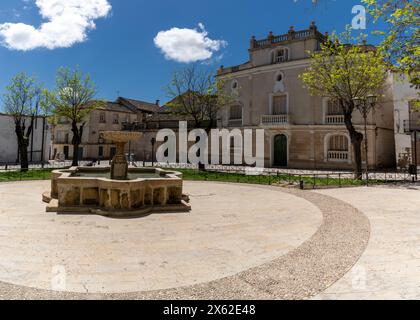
[344,111,363,180]
[351,134,363,180]
[15,123,29,172]
[19,143,29,172]
[71,121,84,167]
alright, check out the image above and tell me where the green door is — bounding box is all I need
[274,134,288,167]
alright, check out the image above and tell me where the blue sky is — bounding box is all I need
[0,0,386,108]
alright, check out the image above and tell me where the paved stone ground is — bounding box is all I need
[314,186,420,300]
[0,181,322,295]
[0,181,371,300]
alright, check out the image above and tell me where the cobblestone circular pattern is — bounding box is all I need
[0,181,370,300]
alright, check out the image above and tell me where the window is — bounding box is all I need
[99,112,106,123]
[98,146,104,158]
[229,105,242,121]
[327,135,350,162]
[113,114,119,124]
[276,73,283,82]
[329,135,348,151]
[273,95,287,115]
[327,99,343,115]
[274,48,289,63]
[64,133,69,144]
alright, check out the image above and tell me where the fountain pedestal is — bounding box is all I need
[111,142,128,180]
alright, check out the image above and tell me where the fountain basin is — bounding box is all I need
[44,167,191,216]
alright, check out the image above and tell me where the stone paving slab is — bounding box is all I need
[0,181,370,300]
[0,181,321,295]
[313,187,420,300]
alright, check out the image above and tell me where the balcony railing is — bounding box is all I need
[328,151,349,162]
[261,114,289,126]
[228,119,243,127]
[403,120,420,133]
[325,115,345,125]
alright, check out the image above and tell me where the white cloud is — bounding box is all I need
[154,23,227,63]
[0,0,112,51]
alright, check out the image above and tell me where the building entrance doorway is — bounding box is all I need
[273,134,288,167]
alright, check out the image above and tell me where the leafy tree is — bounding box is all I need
[47,67,104,166]
[165,65,233,132]
[3,73,42,171]
[364,0,419,88]
[300,30,388,178]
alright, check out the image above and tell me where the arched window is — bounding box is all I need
[329,135,348,151]
[327,135,350,161]
[273,48,289,63]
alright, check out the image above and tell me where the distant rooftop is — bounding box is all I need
[117,97,161,113]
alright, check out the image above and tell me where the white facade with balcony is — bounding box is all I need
[217,23,398,170]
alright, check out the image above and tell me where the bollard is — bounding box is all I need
[300,180,304,190]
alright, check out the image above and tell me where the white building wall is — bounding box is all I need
[391,74,419,168]
[0,113,52,164]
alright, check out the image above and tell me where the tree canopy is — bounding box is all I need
[363,0,419,88]
[165,65,234,130]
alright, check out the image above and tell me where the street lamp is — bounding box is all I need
[353,95,378,185]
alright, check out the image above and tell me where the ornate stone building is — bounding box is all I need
[217,23,397,170]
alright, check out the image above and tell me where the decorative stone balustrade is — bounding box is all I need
[261,115,289,126]
[327,151,349,162]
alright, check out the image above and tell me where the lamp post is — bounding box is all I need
[151,137,156,167]
[353,95,378,185]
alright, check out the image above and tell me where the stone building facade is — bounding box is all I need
[216,23,397,170]
[391,74,420,169]
[52,97,161,161]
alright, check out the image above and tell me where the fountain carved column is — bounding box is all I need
[111,141,129,180]
[101,131,143,181]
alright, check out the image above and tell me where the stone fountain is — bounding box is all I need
[42,131,191,217]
